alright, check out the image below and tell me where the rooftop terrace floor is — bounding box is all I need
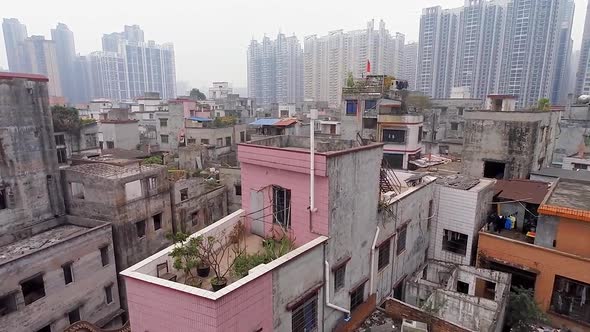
[547,180,590,211]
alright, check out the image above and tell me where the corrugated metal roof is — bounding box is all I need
[494,179,551,205]
[274,118,298,127]
[249,118,279,126]
[189,117,213,122]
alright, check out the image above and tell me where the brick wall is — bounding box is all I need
[382,298,470,332]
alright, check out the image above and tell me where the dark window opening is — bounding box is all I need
[573,163,588,170]
[0,188,6,210]
[450,122,459,130]
[159,119,168,127]
[475,278,496,300]
[187,138,196,144]
[397,225,407,255]
[363,118,377,130]
[55,134,65,146]
[160,135,169,144]
[240,131,246,142]
[201,139,209,145]
[550,275,590,324]
[191,211,199,226]
[393,279,404,300]
[457,281,469,294]
[346,100,358,116]
[383,154,404,169]
[458,107,464,116]
[382,129,406,143]
[63,263,73,285]
[100,246,109,267]
[235,184,242,196]
[180,188,188,201]
[291,295,317,332]
[225,136,232,146]
[0,293,17,317]
[272,186,291,228]
[427,200,434,230]
[365,99,377,111]
[418,126,423,142]
[21,274,46,305]
[481,260,536,291]
[153,213,162,230]
[136,220,146,238]
[68,308,80,324]
[350,284,365,311]
[378,239,391,271]
[442,229,468,256]
[106,141,115,149]
[57,148,67,164]
[334,265,346,292]
[105,285,113,304]
[483,161,505,179]
[36,326,51,332]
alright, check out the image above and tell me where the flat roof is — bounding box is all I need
[495,179,551,205]
[0,225,87,264]
[67,163,164,179]
[0,72,49,82]
[243,135,383,154]
[531,168,590,181]
[546,180,590,211]
[436,175,492,191]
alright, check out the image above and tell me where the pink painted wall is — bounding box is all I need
[239,145,330,246]
[125,273,273,332]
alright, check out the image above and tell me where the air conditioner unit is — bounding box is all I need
[401,319,428,332]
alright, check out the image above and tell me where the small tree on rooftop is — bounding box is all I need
[166,232,204,287]
[189,88,207,101]
[505,286,548,332]
[51,105,82,134]
[537,98,551,111]
[200,221,246,290]
[406,94,432,113]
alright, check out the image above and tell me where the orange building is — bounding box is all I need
[477,178,590,332]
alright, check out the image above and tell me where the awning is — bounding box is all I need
[249,118,280,126]
[274,118,298,127]
[189,117,213,122]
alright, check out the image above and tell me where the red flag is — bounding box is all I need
[366,60,371,73]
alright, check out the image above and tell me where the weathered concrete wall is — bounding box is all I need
[423,99,482,143]
[156,104,184,153]
[185,124,247,149]
[100,122,140,150]
[219,167,242,212]
[0,76,65,242]
[0,217,120,332]
[383,298,471,332]
[553,104,590,165]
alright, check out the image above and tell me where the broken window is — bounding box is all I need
[21,274,46,305]
[100,246,109,267]
[550,276,590,324]
[62,262,74,285]
[136,220,146,238]
[225,136,232,146]
[457,281,469,294]
[272,185,291,228]
[57,148,67,164]
[180,188,189,201]
[334,265,346,292]
[291,295,318,332]
[382,129,406,143]
[70,182,85,200]
[159,118,168,128]
[396,225,407,255]
[105,285,113,304]
[160,135,169,144]
[0,292,17,317]
[124,180,142,201]
[442,229,468,256]
[350,283,365,311]
[153,213,162,231]
[68,307,80,324]
[378,239,391,271]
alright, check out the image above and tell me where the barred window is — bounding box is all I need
[291,295,317,332]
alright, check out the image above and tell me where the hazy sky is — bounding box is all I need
[1,0,587,91]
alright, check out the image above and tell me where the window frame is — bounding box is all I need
[160,134,169,144]
[334,265,346,292]
[345,100,358,116]
[159,118,168,128]
[105,284,114,304]
[272,185,291,228]
[62,262,74,285]
[382,129,406,143]
[100,246,110,267]
[291,294,318,332]
[550,275,590,324]
[180,188,189,201]
[442,229,468,256]
[153,213,162,231]
[68,307,81,324]
[377,239,391,271]
[396,225,407,255]
[20,274,46,305]
[135,220,146,238]
[350,283,365,311]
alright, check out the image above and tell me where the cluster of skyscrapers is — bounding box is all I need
[2,19,176,103]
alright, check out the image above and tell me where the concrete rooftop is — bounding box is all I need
[546,180,590,211]
[66,163,164,179]
[244,135,381,154]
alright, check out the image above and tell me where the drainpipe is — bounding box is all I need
[324,260,351,318]
[309,109,318,213]
[369,227,380,294]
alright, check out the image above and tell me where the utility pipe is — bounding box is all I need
[309,109,318,212]
[369,227,380,294]
[324,260,351,317]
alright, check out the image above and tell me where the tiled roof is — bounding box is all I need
[494,179,551,205]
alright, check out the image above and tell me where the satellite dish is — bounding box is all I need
[578,95,590,104]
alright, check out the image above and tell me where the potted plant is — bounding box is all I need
[196,260,210,277]
[167,232,207,286]
[201,223,246,291]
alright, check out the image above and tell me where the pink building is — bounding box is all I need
[122,136,433,331]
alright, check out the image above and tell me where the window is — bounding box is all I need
[450,122,459,130]
[457,281,469,294]
[382,129,406,143]
[180,188,189,201]
[201,139,210,145]
[159,118,168,127]
[36,325,51,332]
[0,188,7,210]
[105,285,113,304]
[272,186,291,228]
[240,131,245,142]
[377,239,391,271]
[427,200,434,230]
[442,230,468,256]
[57,148,67,164]
[457,107,464,116]
[153,213,162,230]
[291,295,317,332]
[85,134,97,148]
[334,265,346,292]
[106,141,115,149]
[573,163,588,170]
[350,284,365,311]
[225,136,232,146]
[70,182,85,200]
[396,225,407,255]
[0,293,17,317]
[550,276,590,324]
[55,134,65,146]
[136,220,146,238]
[345,100,358,115]
[21,274,45,305]
[149,113,154,119]
[148,177,157,191]
[62,263,74,285]
[68,307,80,324]
[191,211,199,226]
[418,126,423,142]
[216,138,223,146]
[187,138,196,144]
[160,135,169,144]
[100,246,109,266]
[365,99,377,110]
[235,184,242,196]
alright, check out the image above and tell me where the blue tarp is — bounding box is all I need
[249,118,280,126]
[189,117,213,122]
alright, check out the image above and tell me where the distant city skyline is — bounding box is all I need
[1,0,586,90]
